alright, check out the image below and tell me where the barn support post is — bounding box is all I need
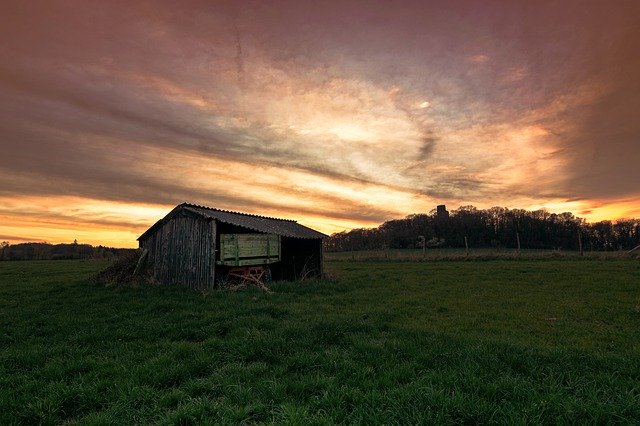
[318,239,324,276]
[209,220,216,288]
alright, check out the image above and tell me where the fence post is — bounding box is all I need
[418,236,426,260]
[578,230,583,256]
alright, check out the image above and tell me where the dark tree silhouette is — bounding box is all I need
[325,206,640,252]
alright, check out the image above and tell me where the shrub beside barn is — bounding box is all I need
[137,203,326,289]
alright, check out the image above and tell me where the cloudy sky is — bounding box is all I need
[1,0,639,247]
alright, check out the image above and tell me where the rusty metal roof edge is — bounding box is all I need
[289,223,329,239]
[181,202,297,222]
[138,203,327,241]
[183,206,327,239]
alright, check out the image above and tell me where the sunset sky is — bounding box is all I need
[1,0,639,247]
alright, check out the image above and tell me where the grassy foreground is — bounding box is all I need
[1,260,639,424]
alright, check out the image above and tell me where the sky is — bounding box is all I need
[1,0,639,248]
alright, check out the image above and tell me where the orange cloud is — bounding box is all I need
[1,1,638,247]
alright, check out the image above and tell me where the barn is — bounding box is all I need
[137,203,327,289]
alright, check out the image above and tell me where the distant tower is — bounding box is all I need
[436,204,449,219]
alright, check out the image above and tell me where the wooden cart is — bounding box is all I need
[217,234,280,287]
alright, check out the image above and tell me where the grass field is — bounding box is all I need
[1,259,639,424]
[325,247,638,262]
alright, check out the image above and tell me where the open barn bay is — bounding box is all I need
[1,259,639,423]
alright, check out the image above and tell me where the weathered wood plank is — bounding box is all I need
[219,234,281,266]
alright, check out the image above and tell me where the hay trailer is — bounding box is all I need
[217,233,281,286]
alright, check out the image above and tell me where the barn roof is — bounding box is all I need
[138,203,327,241]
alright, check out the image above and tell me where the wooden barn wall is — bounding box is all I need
[140,213,216,289]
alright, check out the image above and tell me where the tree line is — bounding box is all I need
[325,206,640,252]
[0,241,135,261]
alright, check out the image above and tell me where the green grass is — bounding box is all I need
[325,247,638,262]
[1,259,639,424]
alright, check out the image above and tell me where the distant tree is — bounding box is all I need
[325,205,640,253]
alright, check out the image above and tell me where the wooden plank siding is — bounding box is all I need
[140,212,216,290]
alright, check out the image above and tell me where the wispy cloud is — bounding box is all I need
[0,0,638,246]
[468,54,489,64]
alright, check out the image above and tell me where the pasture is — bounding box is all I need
[1,258,639,424]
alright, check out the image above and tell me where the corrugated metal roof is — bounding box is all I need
[138,203,327,241]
